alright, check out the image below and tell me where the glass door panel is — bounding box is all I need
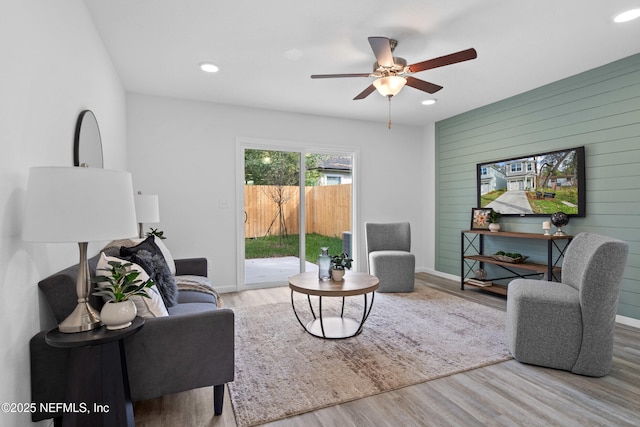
[304,153,353,275]
[244,149,301,285]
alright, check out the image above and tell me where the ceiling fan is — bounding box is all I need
[311,37,477,100]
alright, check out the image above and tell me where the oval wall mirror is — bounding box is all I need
[73,110,104,168]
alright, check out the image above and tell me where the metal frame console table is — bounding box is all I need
[461,230,573,295]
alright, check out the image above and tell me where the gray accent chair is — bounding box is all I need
[30,250,234,424]
[364,222,415,292]
[506,232,628,377]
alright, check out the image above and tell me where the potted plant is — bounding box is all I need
[330,253,353,281]
[488,210,502,232]
[92,260,155,330]
[146,227,166,239]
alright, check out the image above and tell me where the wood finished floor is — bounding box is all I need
[134,273,640,427]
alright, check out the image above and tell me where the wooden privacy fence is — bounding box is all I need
[244,184,351,238]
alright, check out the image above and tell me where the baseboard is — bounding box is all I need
[217,281,288,294]
[416,267,460,282]
[418,268,640,329]
[616,315,640,329]
[217,285,239,294]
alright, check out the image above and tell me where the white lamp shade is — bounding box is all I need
[135,194,160,223]
[23,167,138,242]
[373,76,407,97]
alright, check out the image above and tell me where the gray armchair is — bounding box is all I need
[506,232,628,377]
[30,251,234,423]
[364,222,415,292]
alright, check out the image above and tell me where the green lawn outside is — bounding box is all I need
[527,188,578,214]
[245,233,344,264]
[480,188,578,215]
[479,189,506,206]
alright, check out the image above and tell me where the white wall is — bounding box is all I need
[0,1,126,425]
[126,93,428,291]
[421,122,437,272]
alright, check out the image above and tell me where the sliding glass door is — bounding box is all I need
[241,144,354,288]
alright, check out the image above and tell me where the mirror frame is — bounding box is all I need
[73,110,103,168]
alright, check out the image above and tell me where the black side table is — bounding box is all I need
[45,317,144,427]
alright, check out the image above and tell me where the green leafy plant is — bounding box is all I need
[489,210,502,224]
[146,228,166,240]
[330,253,353,270]
[92,261,155,302]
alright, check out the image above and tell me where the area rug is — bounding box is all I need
[228,285,512,427]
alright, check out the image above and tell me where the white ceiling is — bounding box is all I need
[84,0,640,126]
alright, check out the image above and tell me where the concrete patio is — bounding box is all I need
[245,256,318,284]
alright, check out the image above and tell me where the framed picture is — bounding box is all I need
[471,208,493,230]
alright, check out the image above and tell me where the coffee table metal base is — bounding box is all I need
[307,317,361,339]
[291,292,375,339]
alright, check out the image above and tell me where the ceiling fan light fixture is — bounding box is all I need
[614,9,640,23]
[199,62,219,73]
[373,76,406,97]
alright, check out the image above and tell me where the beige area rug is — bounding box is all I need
[228,285,512,427]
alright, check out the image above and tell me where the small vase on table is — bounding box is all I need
[318,247,331,281]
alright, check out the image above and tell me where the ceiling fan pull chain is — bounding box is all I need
[387,95,392,129]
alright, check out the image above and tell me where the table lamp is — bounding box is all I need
[23,166,138,333]
[134,192,160,238]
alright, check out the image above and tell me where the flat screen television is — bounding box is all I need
[476,146,585,217]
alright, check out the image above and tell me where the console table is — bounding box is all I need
[460,230,572,295]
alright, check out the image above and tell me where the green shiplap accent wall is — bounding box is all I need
[435,53,640,320]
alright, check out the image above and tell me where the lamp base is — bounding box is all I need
[58,301,101,333]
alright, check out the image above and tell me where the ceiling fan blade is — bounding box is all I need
[311,73,371,79]
[368,37,394,67]
[353,84,376,100]
[408,48,477,73]
[405,76,443,94]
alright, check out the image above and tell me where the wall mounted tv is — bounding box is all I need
[476,146,585,217]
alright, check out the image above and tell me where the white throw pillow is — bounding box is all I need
[96,252,169,318]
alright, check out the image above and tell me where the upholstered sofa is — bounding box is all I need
[30,237,234,423]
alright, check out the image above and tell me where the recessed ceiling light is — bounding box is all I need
[614,9,640,23]
[421,99,437,106]
[200,62,219,73]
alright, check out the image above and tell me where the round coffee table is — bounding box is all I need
[289,271,379,339]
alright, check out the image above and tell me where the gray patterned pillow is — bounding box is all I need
[127,249,178,307]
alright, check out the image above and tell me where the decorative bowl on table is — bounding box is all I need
[550,212,570,236]
[490,251,528,263]
[474,269,487,280]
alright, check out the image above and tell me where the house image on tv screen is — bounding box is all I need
[479,165,506,195]
[505,158,537,191]
[477,146,585,217]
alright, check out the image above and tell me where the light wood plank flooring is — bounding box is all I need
[134,272,640,426]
